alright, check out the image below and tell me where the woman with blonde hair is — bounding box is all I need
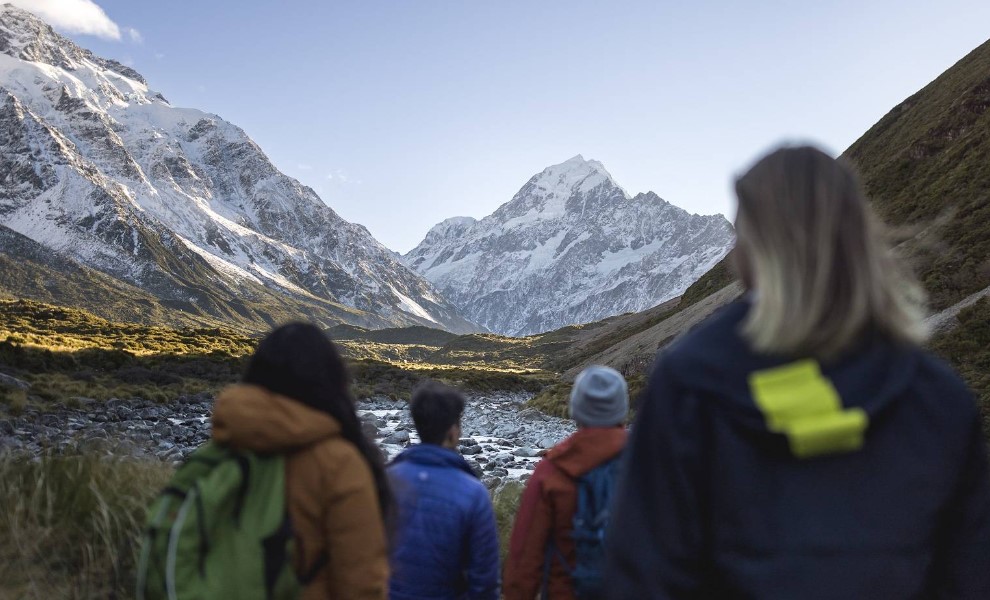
[605,145,990,599]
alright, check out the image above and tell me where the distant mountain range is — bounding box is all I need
[0,3,476,333]
[0,4,733,337]
[403,155,733,335]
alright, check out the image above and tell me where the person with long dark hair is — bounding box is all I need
[605,145,990,598]
[212,322,391,598]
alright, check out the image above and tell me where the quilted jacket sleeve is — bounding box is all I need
[465,483,501,600]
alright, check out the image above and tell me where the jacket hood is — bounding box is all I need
[391,444,478,479]
[550,427,628,478]
[664,300,922,458]
[212,383,341,452]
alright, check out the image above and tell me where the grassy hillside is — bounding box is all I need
[0,299,549,415]
[841,37,990,424]
[528,38,990,419]
[843,38,990,311]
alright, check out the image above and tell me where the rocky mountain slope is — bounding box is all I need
[0,4,477,333]
[527,37,990,427]
[403,155,734,335]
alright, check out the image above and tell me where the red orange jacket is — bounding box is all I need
[503,426,627,600]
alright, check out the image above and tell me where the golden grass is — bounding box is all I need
[0,453,172,599]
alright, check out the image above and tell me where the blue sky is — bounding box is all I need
[28,0,990,252]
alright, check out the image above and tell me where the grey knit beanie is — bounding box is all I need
[569,365,629,427]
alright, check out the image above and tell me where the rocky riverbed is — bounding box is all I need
[0,391,575,489]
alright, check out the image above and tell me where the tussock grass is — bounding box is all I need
[492,481,525,562]
[930,297,990,438]
[0,453,172,599]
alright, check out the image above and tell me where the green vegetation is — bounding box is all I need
[0,453,172,599]
[329,323,459,346]
[0,298,557,411]
[844,38,990,311]
[0,299,253,407]
[492,481,525,562]
[350,360,552,402]
[0,451,531,599]
[930,297,990,438]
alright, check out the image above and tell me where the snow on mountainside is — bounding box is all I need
[0,4,477,332]
[403,155,734,336]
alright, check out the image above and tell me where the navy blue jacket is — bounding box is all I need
[388,444,500,600]
[606,300,990,599]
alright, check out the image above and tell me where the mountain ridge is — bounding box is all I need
[0,3,479,333]
[403,155,734,336]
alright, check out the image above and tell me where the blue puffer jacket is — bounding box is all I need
[388,444,500,600]
[606,299,990,599]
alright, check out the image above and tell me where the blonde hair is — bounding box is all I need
[733,145,928,359]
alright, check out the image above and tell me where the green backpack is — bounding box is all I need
[136,442,320,600]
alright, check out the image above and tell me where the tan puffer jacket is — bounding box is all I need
[212,384,389,600]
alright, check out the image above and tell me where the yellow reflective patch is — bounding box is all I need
[749,360,868,458]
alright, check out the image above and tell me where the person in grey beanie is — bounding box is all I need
[503,365,629,599]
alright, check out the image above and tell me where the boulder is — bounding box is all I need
[383,431,410,444]
[517,408,544,422]
[0,372,30,390]
[361,421,380,439]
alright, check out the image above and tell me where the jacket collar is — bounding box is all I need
[549,426,628,478]
[212,383,341,452]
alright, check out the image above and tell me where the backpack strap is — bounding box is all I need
[540,536,570,599]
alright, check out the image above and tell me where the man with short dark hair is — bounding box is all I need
[388,381,500,600]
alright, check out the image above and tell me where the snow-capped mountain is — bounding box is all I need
[403,155,734,336]
[0,4,477,332]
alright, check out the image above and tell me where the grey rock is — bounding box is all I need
[361,421,380,439]
[383,431,410,445]
[518,408,544,422]
[0,372,30,390]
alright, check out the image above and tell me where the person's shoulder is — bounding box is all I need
[652,299,752,380]
[911,348,977,414]
[451,466,488,494]
[669,298,748,353]
[308,437,376,485]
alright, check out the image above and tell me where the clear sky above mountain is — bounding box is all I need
[22,0,990,252]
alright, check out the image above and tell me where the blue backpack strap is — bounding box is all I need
[541,537,570,600]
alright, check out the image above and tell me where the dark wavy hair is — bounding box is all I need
[242,322,392,520]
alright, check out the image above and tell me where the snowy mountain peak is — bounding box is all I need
[403,158,734,336]
[491,155,630,227]
[532,154,624,196]
[0,6,480,333]
[0,4,147,85]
